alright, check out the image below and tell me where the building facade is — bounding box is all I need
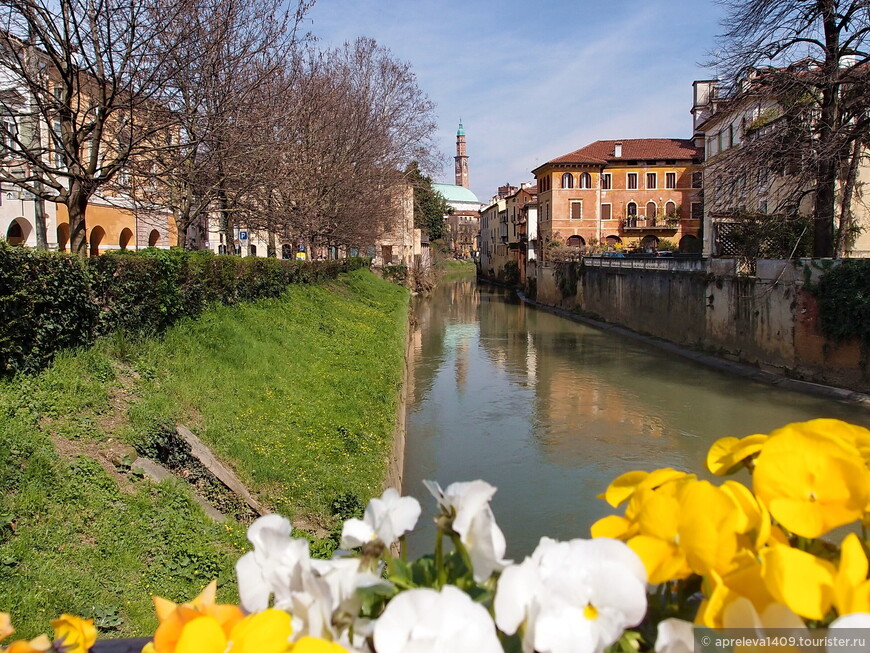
[691,76,870,258]
[532,139,704,265]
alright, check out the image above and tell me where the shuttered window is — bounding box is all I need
[570,200,582,220]
[601,204,612,220]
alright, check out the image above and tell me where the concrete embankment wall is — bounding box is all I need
[385,308,413,492]
[536,258,866,393]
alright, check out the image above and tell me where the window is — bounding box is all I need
[579,172,592,189]
[666,172,676,189]
[665,201,676,217]
[627,173,638,190]
[646,201,657,218]
[646,173,657,189]
[601,173,612,190]
[690,202,702,220]
[600,203,612,220]
[627,202,637,216]
[570,200,582,220]
[692,171,702,188]
[561,173,574,189]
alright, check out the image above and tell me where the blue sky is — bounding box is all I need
[305,0,727,203]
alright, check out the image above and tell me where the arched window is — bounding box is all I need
[642,235,659,250]
[665,201,677,217]
[89,226,105,257]
[627,202,637,216]
[56,223,70,252]
[679,234,701,253]
[6,219,30,246]
[249,245,257,257]
[561,173,574,189]
[119,228,133,250]
[605,235,622,246]
[579,172,592,189]
[148,229,160,247]
[566,235,585,248]
[281,244,292,259]
[646,201,657,219]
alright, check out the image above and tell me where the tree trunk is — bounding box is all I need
[267,231,276,258]
[33,194,48,250]
[813,1,839,258]
[68,183,90,258]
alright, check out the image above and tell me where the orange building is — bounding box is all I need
[531,139,704,264]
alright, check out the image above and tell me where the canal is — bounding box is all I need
[402,272,870,560]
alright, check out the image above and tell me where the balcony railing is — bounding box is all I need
[622,216,681,230]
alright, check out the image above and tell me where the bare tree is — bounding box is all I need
[711,0,870,257]
[123,0,312,250]
[264,38,437,257]
[0,0,195,256]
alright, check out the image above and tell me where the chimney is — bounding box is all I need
[614,142,623,158]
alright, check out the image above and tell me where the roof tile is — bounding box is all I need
[545,139,702,165]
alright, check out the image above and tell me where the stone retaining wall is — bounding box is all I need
[536,258,866,393]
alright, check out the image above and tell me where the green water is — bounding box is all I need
[402,276,870,559]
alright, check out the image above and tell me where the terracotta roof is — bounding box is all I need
[542,139,702,167]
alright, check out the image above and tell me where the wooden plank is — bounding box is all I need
[176,425,266,516]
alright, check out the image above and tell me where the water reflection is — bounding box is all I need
[403,276,870,559]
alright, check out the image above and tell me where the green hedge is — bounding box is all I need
[0,244,369,375]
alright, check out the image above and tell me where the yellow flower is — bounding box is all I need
[292,637,349,652]
[50,614,97,653]
[760,544,835,621]
[623,477,758,583]
[228,609,293,653]
[696,552,778,628]
[0,613,13,641]
[149,581,245,653]
[3,634,52,653]
[833,533,870,616]
[753,421,869,538]
[707,434,768,475]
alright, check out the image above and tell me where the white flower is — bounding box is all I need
[424,479,510,581]
[655,619,694,653]
[494,537,647,653]
[373,585,503,653]
[341,487,421,549]
[236,514,312,613]
[828,613,870,653]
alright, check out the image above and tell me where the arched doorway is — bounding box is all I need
[5,218,31,246]
[148,229,160,247]
[281,244,292,259]
[56,223,70,252]
[641,235,659,251]
[679,234,701,253]
[605,235,622,246]
[89,226,105,257]
[119,228,133,250]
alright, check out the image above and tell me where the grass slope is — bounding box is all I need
[0,269,408,638]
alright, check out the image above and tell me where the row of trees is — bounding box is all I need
[710,0,870,258]
[0,0,442,257]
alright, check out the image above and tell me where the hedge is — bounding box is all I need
[0,244,369,375]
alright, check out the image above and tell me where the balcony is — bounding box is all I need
[622,216,680,231]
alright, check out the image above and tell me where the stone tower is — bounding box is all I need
[454,121,469,188]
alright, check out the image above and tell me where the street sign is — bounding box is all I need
[239,231,248,241]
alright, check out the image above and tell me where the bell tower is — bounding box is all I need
[454,120,469,188]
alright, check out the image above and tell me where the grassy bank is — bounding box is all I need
[0,269,409,638]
